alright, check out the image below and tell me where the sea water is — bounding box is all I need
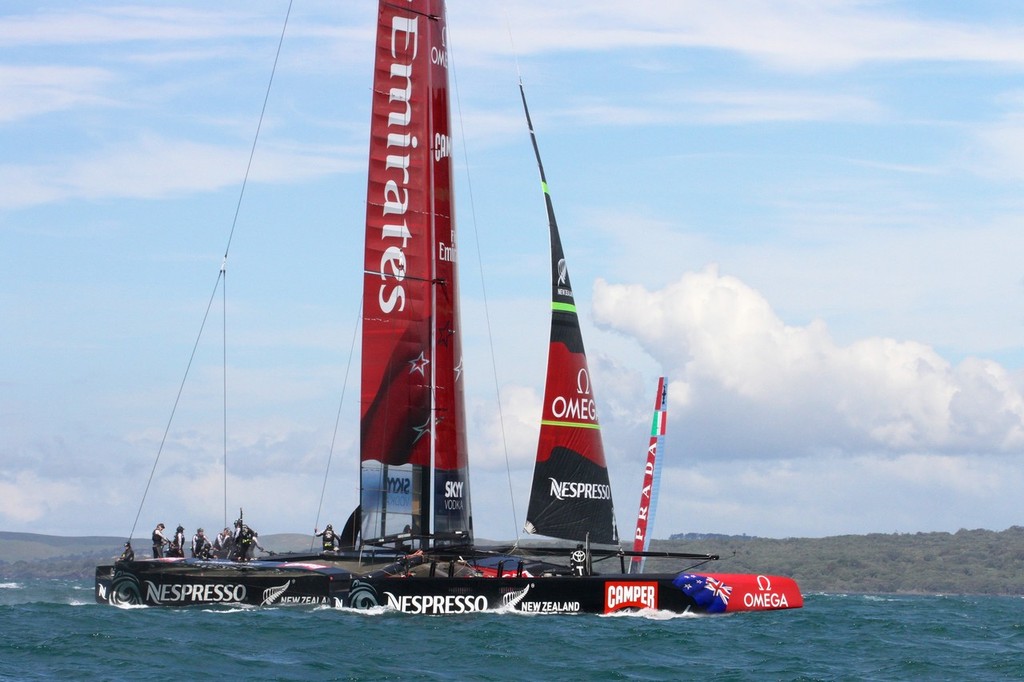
[1,579,1022,680]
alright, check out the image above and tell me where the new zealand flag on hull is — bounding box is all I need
[673,573,733,614]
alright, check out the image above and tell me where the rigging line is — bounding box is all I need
[221,0,294,262]
[221,258,228,531]
[503,4,525,88]
[214,1,291,529]
[311,300,362,553]
[447,4,520,542]
[127,271,225,542]
[127,2,294,542]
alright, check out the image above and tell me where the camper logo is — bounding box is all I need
[603,581,658,613]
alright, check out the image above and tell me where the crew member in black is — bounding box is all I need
[213,527,233,558]
[232,521,265,560]
[118,542,135,562]
[169,525,186,557]
[315,524,342,552]
[191,528,212,559]
[152,523,169,558]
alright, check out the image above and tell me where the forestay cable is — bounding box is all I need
[126,0,295,542]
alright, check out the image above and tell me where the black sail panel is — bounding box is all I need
[519,82,618,545]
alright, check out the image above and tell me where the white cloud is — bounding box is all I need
[592,267,1024,458]
[0,135,356,209]
[0,7,276,47]
[472,1,1024,73]
[0,472,84,525]
[471,383,540,471]
[973,116,1024,184]
[656,452,1023,537]
[0,65,114,123]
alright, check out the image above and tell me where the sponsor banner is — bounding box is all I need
[145,581,247,605]
[361,467,413,514]
[385,591,488,615]
[386,470,414,513]
[724,573,799,611]
[359,0,435,470]
[517,600,581,613]
[674,573,802,612]
[276,595,332,605]
[548,478,611,501]
[434,470,467,517]
[603,581,658,613]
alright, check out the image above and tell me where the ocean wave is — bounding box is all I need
[331,604,388,616]
[601,607,702,620]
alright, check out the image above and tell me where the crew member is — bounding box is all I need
[151,523,169,558]
[169,525,186,557]
[213,527,233,558]
[315,524,341,552]
[191,528,212,559]
[232,521,265,561]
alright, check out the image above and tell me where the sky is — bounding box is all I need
[3,0,1024,541]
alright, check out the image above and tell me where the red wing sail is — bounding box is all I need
[426,2,471,543]
[629,377,667,573]
[360,0,471,547]
[520,84,618,545]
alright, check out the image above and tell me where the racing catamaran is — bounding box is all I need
[96,0,802,614]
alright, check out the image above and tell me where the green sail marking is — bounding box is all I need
[551,301,576,313]
[540,419,601,430]
[541,180,549,195]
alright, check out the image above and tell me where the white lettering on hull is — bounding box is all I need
[604,581,659,612]
[144,581,248,605]
[384,592,488,614]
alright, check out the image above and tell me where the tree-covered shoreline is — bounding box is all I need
[3,527,1022,595]
[650,526,1024,595]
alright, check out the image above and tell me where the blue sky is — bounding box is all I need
[3,1,1024,541]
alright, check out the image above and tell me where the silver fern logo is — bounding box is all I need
[501,583,534,609]
[261,580,293,606]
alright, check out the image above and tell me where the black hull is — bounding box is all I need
[95,558,352,607]
[95,556,802,614]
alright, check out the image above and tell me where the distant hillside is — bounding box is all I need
[3,527,1023,594]
[0,531,316,580]
[647,526,1024,595]
[669,532,758,542]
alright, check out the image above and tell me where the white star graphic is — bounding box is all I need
[408,351,430,376]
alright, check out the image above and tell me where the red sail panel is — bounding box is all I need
[520,84,617,545]
[424,4,471,541]
[360,0,435,542]
[360,0,471,545]
[630,377,667,573]
[525,301,617,544]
